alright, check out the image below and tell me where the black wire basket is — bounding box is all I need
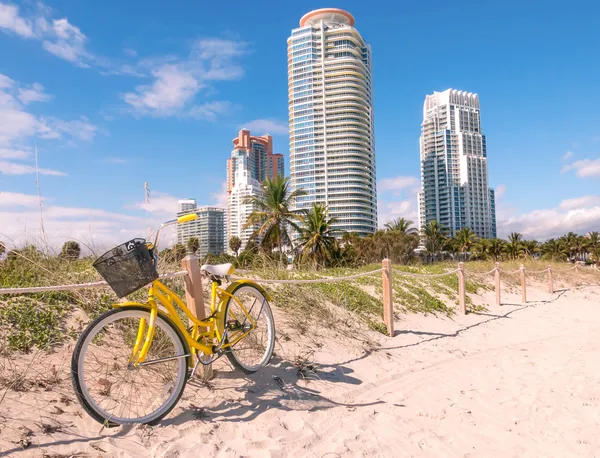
[93,238,158,298]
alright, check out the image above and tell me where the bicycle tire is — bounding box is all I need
[71,306,190,426]
[223,284,275,374]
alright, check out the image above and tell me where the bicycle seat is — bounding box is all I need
[200,263,235,277]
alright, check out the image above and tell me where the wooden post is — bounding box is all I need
[495,262,501,306]
[520,264,527,303]
[382,258,394,337]
[181,255,212,380]
[457,262,466,315]
[547,265,553,294]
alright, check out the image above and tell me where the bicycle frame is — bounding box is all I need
[115,278,264,368]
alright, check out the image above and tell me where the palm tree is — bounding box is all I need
[229,236,242,257]
[243,176,307,264]
[453,227,477,261]
[522,240,540,259]
[423,220,447,256]
[488,238,506,261]
[574,235,590,262]
[385,217,418,235]
[589,232,600,265]
[505,232,525,259]
[187,237,200,254]
[542,238,564,261]
[559,232,579,261]
[296,203,338,267]
[0,241,5,258]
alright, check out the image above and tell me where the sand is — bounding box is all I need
[1,284,599,457]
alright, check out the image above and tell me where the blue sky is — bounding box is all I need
[0,0,599,250]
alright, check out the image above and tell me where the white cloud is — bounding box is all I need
[563,150,573,161]
[558,195,600,210]
[208,181,228,209]
[0,147,30,159]
[0,191,44,208]
[242,119,288,135]
[17,82,51,104]
[124,65,201,116]
[190,38,249,80]
[188,101,232,121]
[42,18,90,66]
[132,191,180,215]
[42,116,98,141]
[0,72,96,147]
[562,158,600,178]
[0,160,66,176]
[494,184,506,200]
[377,199,418,228]
[124,48,137,57]
[103,157,127,164]
[0,101,38,146]
[124,38,249,118]
[498,205,600,240]
[377,177,421,227]
[0,73,14,88]
[378,176,420,195]
[0,2,34,38]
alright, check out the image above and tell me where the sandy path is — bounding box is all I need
[1,285,599,457]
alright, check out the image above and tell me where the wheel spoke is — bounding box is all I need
[73,309,187,425]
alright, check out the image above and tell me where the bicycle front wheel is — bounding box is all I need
[223,284,275,374]
[71,306,189,426]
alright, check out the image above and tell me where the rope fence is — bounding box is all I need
[0,255,598,338]
[230,267,384,284]
[0,270,188,295]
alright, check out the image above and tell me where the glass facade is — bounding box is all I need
[288,9,377,236]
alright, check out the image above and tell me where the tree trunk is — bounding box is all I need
[278,224,284,268]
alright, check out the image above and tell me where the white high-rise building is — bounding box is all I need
[228,156,261,251]
[418,89,497,239]
[176,199,225,257]
[288,8,377,236]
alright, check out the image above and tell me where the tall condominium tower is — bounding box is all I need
[288,8,377,236]
[418,89,497,238]
[176,198,225,257]
[226,129,284,247]
[227,129,284,193]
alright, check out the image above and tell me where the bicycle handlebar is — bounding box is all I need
[152,213,198,251]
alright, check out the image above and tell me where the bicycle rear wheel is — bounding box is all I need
[71,306,189,426]
[223,284,275,374]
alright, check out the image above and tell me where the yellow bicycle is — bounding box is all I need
[71,214,275,426]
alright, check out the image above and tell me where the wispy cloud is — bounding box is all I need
[558,195,600,210]
[188,101,233,121]
[498,204,600,240]
[17,82,51,104]
[123,38,250,118]
[242,119,288,135]
[0,192,152,252]
[561,157,600,178]
[41,116,98,141]
[378,176,420,195]
[0,160,66,176]
[103,157,127,164]
[0,2,35,38]
[562,150,573,161]
[131,191,180,215]
[0,147,31,159]
[494,183,507,200]
[124,65,202,116]
[0,191,44,208]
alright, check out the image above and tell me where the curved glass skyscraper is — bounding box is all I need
[288,8,377,236]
